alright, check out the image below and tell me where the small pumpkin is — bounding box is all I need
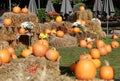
[56,30,64,38]
[111,41,119,48]
[100,60,114,80]
[21,49,32,58]
[21,6,28,14]
[90,48,100,59]
[79,39,87,48]
[12,5,21,14]
[92,59,101,69]
[73,27,81,33]
[79,6,85,11]
[112,34,119,40]
[75,59,96,80]
[98,46,107,56]
[45,47,59,61]
[70,63,76,73]
[18,28,26,34]
[55,16,62,23]
[86,43,93,49]
[79,54,92,60]
[3,18,12,26]
[105,44,112,53]
[45,29,51,35]
[96,40,105,48]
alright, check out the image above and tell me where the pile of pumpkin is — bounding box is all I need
[0,38,60,66]
[70,34,119,80]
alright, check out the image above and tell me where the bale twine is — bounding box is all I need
[48,34,78,47]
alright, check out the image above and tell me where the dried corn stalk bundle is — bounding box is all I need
[48,34,78,47]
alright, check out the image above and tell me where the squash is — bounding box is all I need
[12,5,21,14]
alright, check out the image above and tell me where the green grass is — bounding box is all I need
[56,37,120,79]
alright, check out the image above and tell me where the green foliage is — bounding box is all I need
[38,8,45,23]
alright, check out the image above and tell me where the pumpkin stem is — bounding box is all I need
[51,47,56,50]
[104,60,109,66]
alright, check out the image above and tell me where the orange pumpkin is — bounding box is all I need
[0,49,11,63]
[79,54,92,60]
[55,16,62,23]
[45,47,59,61]
[79,39,87,48]
[21,49,32,58]
[12,5,21,14]
[73,27,81,33]
[105,44,112,53]
[98,46,107,56]
[92,59,101,69]
[18,28,26,34]
[56,30,64,38]
[86,43,93,49]
[21,6,28,14]
[90,48,100,59]
[45,29,51,35]
[79,6,85,11]
[32,44,48,57]
[3,18,12,26]
[70,63,76,73]
[75,59,96,80]
[100,60,114,80]
[111,41,119,48]
[96,40,105,48]
[35,39,49,49]
[112,34,119,40]
[51,29,56,34]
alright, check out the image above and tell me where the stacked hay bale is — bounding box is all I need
[2,12,39,27]
[0,55,75,81]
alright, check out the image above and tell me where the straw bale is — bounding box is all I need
[48,34,78,47]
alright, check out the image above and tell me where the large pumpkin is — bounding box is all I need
[100,60,114,80]
[0,49,11,63]
[45,47,59,61]
[3,18,12,26]
[12,5,21,14]
[75,59,96,80]
[32,44,48,57]
[35,39,49,49]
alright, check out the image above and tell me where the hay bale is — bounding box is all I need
[2,12,38,27]
[48,34,78,47]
